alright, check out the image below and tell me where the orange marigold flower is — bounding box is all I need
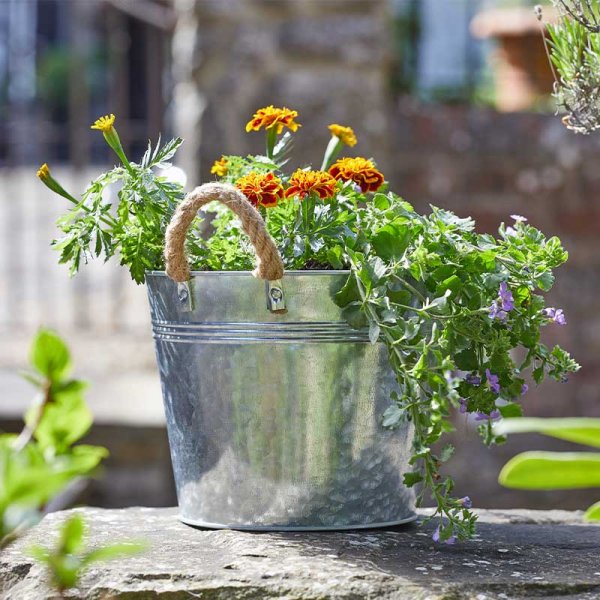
[285,169,338,200]
[245,105,301,135]
[236,172,284,208]
[328,124,357,147]
[329,157,385,193]
[211,157,228,177]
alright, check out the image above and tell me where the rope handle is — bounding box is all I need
[164,182,285,283]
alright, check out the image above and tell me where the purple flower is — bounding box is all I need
[485,368,500,394]
[543,307,567,326]
[458,398,468,414]
[489,300,508,322]
[511,214,528,223]
[459,496,472,509]
[505,226,517,237]
[465,373,481,386]
[432,526,457,545]
[498,282,515,312]
[521,383,529,396]
[475,409,501,422]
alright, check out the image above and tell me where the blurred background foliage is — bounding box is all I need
[0,0,558,168]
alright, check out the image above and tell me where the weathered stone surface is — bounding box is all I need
[1,508,599,599]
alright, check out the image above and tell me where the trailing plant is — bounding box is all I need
[38,109,579,542]
[497,417,600,520]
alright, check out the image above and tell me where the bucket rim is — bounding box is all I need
[145,269,351,277]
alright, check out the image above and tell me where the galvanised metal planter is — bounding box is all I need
[147,182,416,531]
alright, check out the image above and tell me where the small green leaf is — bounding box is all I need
[535,271,555,292]
[82,541,146,564]
[437,275,462,296]
[454,348,478,371]
[371,222,410,260]
[60,515,86,554]
[498,403,523,419]
[326,246,344,269]
[373,194,391,210]
[439,444,455,462]
[382,404,404,429]
[30,329,71,380]
[33,392,93,452]
[334,275,361,308]
[341,303,368,330]
[387,288,411,306]
[403,471,423,487]
[369,322,380,345]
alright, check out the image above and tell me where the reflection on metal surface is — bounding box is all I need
[147,271,416,531]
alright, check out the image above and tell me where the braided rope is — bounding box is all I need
[164,182,284,283]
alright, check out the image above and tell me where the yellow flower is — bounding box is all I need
[246,106,301,135]
[36,163,50,182]
[236,172,284,208]
[90,113,133,173]
[36,162,78,203]
[285,169,338,201]
[211,157,229,177]
[328,124,357,147]
[91,114,116,133]
[329,157,385,193]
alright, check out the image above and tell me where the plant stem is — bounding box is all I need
[13,380,52,452]
[266,127,278,160]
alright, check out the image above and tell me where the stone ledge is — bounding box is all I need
[1,507,599,599]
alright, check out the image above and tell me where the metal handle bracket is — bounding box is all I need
[177,280,195,312]
[266,280,286,314]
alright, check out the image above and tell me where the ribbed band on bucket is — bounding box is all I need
[164,182,285,283]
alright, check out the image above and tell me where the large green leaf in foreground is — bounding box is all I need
[495,418,600,448]
[499,452,600,490]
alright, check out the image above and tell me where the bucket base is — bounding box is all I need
[179,513,419,532]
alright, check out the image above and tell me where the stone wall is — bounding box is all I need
[3,507,599,599]
[171,0,392,184]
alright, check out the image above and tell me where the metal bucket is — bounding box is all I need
[147,270,416,531]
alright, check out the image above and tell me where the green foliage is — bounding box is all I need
[1,330,143,594]
[545,1,600,133]
[497,417,599,520]
[52,136,185,284]
[0,330,107,549]
[30,514,144,593]
[42,117,580,543]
